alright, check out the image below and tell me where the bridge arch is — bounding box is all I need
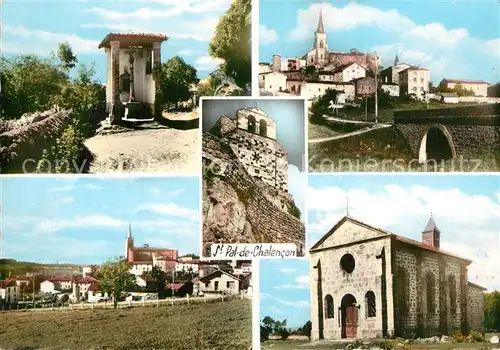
[418,124,456,163]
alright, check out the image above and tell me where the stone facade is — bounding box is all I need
[309,216,484,341]
[394,104,500,163]
[467,282,486,333]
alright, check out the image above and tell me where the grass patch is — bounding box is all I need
[0,298,252,350]
[309,123,343,140]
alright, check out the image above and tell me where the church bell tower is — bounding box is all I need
[422,214,441,248]
[125,223,134,260]
[314,9,328,67]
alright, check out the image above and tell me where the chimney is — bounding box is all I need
[422,214,440,248]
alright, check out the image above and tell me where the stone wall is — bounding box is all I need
[393,241,467,338]
[202,132,305,253]
[467,283,485,333]
[0,109,73,173]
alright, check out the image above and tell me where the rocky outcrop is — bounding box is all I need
[203,132,305,255]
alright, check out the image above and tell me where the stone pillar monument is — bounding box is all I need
[110,40,121,104]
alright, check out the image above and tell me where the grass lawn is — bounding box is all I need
[308,123,343,140]
[0,298,252,350]
[261,333,500,350]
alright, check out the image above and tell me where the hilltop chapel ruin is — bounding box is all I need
[99,33,168,123]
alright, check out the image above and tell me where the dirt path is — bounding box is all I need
[308,124,391,144]
[85,126,199,174]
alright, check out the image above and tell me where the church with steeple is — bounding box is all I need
[304,9,379,72]
[124,224,178,275]
[308,214,486,341]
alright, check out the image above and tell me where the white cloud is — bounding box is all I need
[195,56,224,71]
[261,293,310,308]
[87,0,231,20]
[308,184,500,291]
[279,267,296,274]
[3,24,99,54]
[288,164,306,221]
[260,25,278,45]
[36,215,125,233]
[275,275,310,290]
[134,203,199,221]
[58,196,75,204]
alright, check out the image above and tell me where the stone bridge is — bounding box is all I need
[393,104,500,163]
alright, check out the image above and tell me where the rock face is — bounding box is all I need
[215,83,244,96]
[202,111,305,256]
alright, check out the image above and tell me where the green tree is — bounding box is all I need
[56,42,78,71]
[0,55,67,119]
[485,291,500,331]
[261,316,275,341]
[146,265,167,298]
[301,320,312,339]
[96,258,136,309]
[309,88,340,124]
[208,0,250,89]
[158,56,198,111]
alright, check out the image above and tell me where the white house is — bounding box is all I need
[301,82,355,103]
[381,84,400,97]
[440,79,489,97]
[440,92,459,104]
[199,270,243,295]
[99,32,168,122]
[0,280,20,304]
[334,62,366,82]
[130,262,153,276]
[40,277,72,293]
[175,257,200,274]
[264,72,288,94]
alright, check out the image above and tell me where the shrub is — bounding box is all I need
[36,124,86,173]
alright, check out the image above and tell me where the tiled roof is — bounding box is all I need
[443,79,488,85]
[46,276,73,283]
[392,235,471,264]
[98,32,168,48]
[166,283,185,291]
[0,279,16,288]
[76,276,98,284]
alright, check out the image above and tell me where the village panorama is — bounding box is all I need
[0,226,253,349]
[259,4,500,172]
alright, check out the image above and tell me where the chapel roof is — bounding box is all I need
[98,32,168,49]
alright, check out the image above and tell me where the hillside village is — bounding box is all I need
[0,226,252,307]
[260,10,500,107]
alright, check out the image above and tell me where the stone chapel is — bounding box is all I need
[309,215,486,340]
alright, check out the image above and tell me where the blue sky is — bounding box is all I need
[260,0,500,84]
[260,174,500,327]
[0,176,200,265]
[2,0,234,81]
[202,98,306,216]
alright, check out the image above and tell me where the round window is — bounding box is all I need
[340,253,355,273]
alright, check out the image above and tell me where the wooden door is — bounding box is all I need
[345,305,358,338]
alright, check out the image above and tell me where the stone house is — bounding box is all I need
[353,77,375,97]
[467,282,486,333]
[99,32,168,123]
[0,279,19,304]
[309,215,485,341]
[380,56,411,85]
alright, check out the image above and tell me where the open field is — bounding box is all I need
[0,258,79,277]
[262,333,500,350]
[0,298,252,349]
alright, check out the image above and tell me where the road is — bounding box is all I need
[85,125,199,174]
[308,123,391,143]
